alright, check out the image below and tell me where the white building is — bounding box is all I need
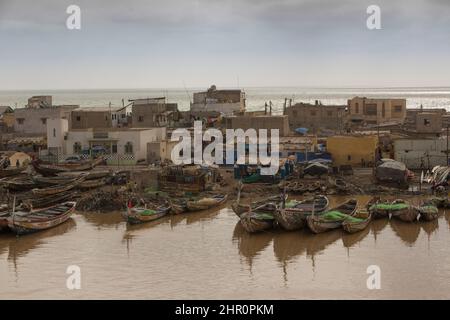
[394,138,449,169]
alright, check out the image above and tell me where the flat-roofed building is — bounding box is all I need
[347,97,406,125]
[191,85,245,116]
[284,100,346,132]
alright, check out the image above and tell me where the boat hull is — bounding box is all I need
[8,202,76,235]
[239,213,274,233]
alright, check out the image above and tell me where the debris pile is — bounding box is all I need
[76,191,127,212]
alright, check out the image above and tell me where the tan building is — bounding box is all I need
[223,115,290,136]
[27,96,52,108]
[131,97,177,128]
[347,97,406,125]
[284,101,347,132]
[0,106,14,133]
[70,106,127,130]
[191,85,245,116]
[404,108,444,134]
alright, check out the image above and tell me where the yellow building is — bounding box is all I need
[327,135,379,166]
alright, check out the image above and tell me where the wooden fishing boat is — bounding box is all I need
[1,177,37,191]
[7,201,76,235]
[367,198,391,219]
[342,209,372,233]
[186,194,228,212]
[32,175,79,186]
[0,165,28,178]
[32,176,85,196]
[123,204,170,224]
[274,195,329,231]
[389,200,419,222]
[306,199,357,234]
[417,204,439,221]
[0,211,10,232]
[22,191,75,211]
[232,194,286,217]
[59,170,110,180]
[239,206,276,233]
[170,200,188,214]
[78,178,105,190]
[31,157,104,176]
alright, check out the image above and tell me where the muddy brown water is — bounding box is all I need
[0,195,449,299]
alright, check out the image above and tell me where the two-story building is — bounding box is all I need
[190,85,245,116]
[347,97,406,126]
[284,100,347,132]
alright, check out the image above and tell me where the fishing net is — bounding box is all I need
[253,213,274,220]
[321,211,350,221]
[140,209,157,216]
[369,203,408,211]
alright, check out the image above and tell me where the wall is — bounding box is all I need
[71,110,112,129]
[394,138,448,169]
[14,106,76,135]
[224,115,290,136]
[327,135,379,166]
[131,103,167,128]
[347,97,406,125]
[284,103,346,131]
[47,118,68,155]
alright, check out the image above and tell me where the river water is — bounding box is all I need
[0,195,449,299]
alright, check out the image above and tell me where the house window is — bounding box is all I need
[73,142,82,154]
[53,128,56,137]
[364,104,377,115]
[138,116,144,122]
[41,118,47,125]
[121,114,126,118]
[17,118,25,125]
[347,155,351,161]
[355,103,359,113]
[394,105,403,112]
[124,142,133,154]
[424,119,431,126]
[382,103,385,118]
[112,144,118,153]
[76,116,81,121]
[327,111,333,117]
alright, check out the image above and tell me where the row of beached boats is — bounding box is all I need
[122,194,228,224]
[233,185,440,234]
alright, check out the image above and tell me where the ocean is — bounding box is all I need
[1,87,450,113]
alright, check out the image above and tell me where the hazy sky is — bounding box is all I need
[1,0,449,89]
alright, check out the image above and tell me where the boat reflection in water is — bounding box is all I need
[4,218,76,268]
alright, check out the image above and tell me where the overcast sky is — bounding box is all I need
[1,0,449,89]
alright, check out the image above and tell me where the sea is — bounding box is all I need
[1,87,450,113]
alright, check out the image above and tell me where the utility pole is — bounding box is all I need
[447,125,449,166]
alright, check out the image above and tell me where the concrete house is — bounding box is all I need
[284,101,347,132]
[131,97,177,128]
[70,106,128,130]
[347,97,406,125]
[190,85,245,116]
[223,114,290,136]
[394,138,449,169]
[327,135,379,167]
[0,106,14,133]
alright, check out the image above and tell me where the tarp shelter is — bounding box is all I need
[376,160,407,184]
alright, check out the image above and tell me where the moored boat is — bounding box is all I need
[306,199,357,234]
[0,165,28,178]
[389,199,419,222]
[22,191,76,211]
[274,195,329,231]
[123,204,170,224]
[32,176,85,196]
[78,178,105,190]
[239,205,276,233]
[367,197,391,219]
[342,209,372,233]
[186,194,227,212]
[7,201,76,235]
[32,157,104,176]
[417,203,439,221]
